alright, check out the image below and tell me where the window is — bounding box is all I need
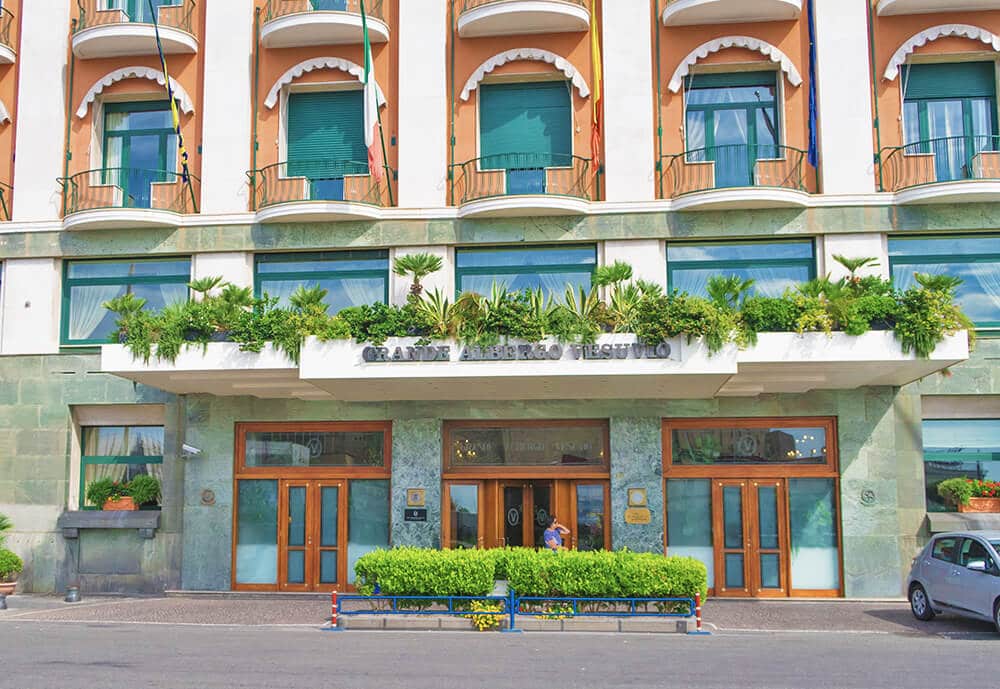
[104,0,179,23]
[669,422,828,466]
[479,81,572,194]
[287,90,367,201]
[255,251,388,312]
[103,101,177,209]
[958,538,995,569]
[922,419,1000,512]
[446,421,609,471]
[667,240,815,298]
[684,72,780,188]
[889,235,1000,329]
[455,244,596,300]
[80,425,164,509]
[931,536,959,563]
[62,258,190,345]
[902,62,998,183]
[244,429,386,468]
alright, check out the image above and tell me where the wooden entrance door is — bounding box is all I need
[713,479,788,597]
[278,479,346,591]
[497,481,554,548]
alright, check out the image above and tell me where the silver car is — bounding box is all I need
[907,530,1000,633]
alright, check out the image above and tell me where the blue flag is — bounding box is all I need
[806,0,818,169]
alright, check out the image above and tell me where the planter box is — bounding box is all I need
[958,497,1000,513]
[103,496,138,511]
[0,581,15,596]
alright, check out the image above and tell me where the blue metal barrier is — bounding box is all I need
[516,596,694,619]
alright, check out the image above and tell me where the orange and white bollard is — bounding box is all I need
[324,589,344,632]
[687,592,711,635]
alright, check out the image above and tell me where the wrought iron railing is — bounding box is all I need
[249,160,393,210]
[75,0,197,34]
[0,182,11,222]
[660,144,810,198]
[0,6,17,49]
[878,135,1000,192]
[461,0,587,12]
[59,168,200,215]
[264,0,385,22]
[449,153,592,205]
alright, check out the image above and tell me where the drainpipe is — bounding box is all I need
[448,0,456,207]
[250,6,261,211]
[653,0,663,199]
[62,20,78,217]
[867,0,884,191]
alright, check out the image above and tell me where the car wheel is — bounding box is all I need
[910,584,935,621]
[994,600,1000,635]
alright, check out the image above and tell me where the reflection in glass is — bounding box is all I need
[255,250,389,311]
[672,426,827,465]
[288,486,306,547]
[757,485,779,550]
[455,245,596,301]
[532,484,552,548]
[667,240,815,299]
[503,486,524,547]
[666,480,713,586]
[575,484,606,552]
[320,551,338,585]
[320,486,339,547]
[347,480,390,584]
[789,479,839,590]
[760,554,781,589]
[921,419,1000,512]
[450,425,607,467]
[245,430,385,467]
[449,485,479,549]
[236,480,278,584]
[287,551,305,584]
[723,486,743,549]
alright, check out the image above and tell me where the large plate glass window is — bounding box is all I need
[922,418,1000,512]
[455,244,596,301]
[667,240,814,298]
[244,429,386,468]
[888,235,1000,330]
[901,62,998,183]
[62,258,191,345]
[684,72,780,189]
[669,423,828,466]
[447,422,608,470]
[254,250,389,312]
[286,90,367,201]
[80,425,164,509]
[103,101,177,208]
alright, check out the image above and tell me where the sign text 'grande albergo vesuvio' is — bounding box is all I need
[361,341,673,363]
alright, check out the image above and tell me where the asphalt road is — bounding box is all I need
[1,622,996,689]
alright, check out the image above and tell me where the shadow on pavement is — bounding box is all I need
[864,607,996,638]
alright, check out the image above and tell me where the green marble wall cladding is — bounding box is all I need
[0,354,179,594]
[5,203,1000,259]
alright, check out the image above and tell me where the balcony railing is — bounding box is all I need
[449,153,592,205]
[264,0,384,21]
[75,0,197,34]
[0,182,11,221]
[660,144,810,198]
[0,6,16,51]
[249,160,393,210]
[879,135,1000,192]
[59,168,199,215]
[461,0,587,11]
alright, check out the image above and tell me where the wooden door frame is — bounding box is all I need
[278,480,312,592]
[749,478,789,598]
[569,480,612,552]
[313,479,348,593]
[713,479,751,598]
[442,480,487,549]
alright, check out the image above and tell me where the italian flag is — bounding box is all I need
[361,1,385,184]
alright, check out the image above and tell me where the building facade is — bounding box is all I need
[0,0,997,598]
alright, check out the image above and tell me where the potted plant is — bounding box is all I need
[938,478,1000,513]
[127,474,161,509]
[85,477,136,511]
[0,548,22,596]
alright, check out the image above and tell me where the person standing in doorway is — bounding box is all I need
[543,516,570,552]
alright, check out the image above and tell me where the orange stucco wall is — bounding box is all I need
[251,0,399,208]
[66,2,207,210]
[655,12,815,196]
[0,0,21,209]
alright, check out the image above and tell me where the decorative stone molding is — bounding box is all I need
[57,510,161,539]
[667,36,803,93]
[460,48,591,101]
[264,56,386,109]
[76,66,195,119]
[884,24,1000,81]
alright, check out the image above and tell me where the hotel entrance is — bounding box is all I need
[442,421,611,551]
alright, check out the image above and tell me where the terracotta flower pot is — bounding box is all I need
[0,581,15,596]
[103,496,137,511]
[958,497,1000,513]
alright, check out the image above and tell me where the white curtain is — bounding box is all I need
[969,263,1000,313]
[70,285,125,340]
[340,278,382,308]
[260,279,301,308]
[537,272,572,301]
[158,283,188,308]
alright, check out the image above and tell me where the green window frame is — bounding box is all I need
[479,80,573,172]
[888,234,1000,331]
[105,0,179,23]
[80,425,164,510]
[667,239,816,298]
[254,250,389,313]
[102,100,177,209]
[61,257,191,346]
[922,418,1000,513]
[454,244,597,300]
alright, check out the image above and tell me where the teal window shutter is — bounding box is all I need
[479,81,572,171]
[287,90,366,183]
[903,62,996,100]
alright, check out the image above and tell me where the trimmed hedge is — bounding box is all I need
[354,547,708,599]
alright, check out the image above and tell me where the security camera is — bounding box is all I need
[181,443,202,458]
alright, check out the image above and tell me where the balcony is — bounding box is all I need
[0,7,17,64]
[879,135,1000,204]
[876,0,1000,16]
[59,168,200,230]
[249,160,392,223]
[260,0,389,48]
[660,144,812,210]
[457,0,590,38]
[450,153,592,217]
[662,0,802,26]
[72,0,198,59]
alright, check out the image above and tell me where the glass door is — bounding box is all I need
[278,479,345,591]
[714,481,750,596]
[445,482,484,549]
[713,479,789,597]
[752,479,788,597]
[497,481,553,548]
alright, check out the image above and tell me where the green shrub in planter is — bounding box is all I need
[353,547,495,599]
[0,548,23,583]
[85,478,128,507]
[128,474,161,507]
[938,478,975,507]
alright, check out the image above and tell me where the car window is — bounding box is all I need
[931,537,959,563]
[958,538,995,568]
[991,540,1000,552]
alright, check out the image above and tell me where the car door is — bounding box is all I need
[952,537,999,620]
[923,536,962,609]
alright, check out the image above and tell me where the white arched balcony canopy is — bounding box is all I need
[460,48,591,102]
[883,24,1000,81]
[264,57,386,109]
[667,36,803,93]
[76,66,195,119]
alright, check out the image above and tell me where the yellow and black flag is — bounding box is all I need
[147,0,192,187]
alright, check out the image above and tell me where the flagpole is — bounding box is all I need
[361,0,393,207]
[376,103,394,208]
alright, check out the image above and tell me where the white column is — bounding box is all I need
[813,0,876,195]
[199,0,255,214]
[0,259,61,354]
[602,0,655,202]
[822,233,889,281]
[397,0,449,208]
[604,240,665,289]
[389,246,453,306]
[12,3,72,220]
[192,253,254,292]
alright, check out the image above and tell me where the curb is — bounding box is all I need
[333,614,698,634]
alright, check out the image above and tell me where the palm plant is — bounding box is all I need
[103,292,147,316]
[393,253,444,298]
[0,513,11,548]
[833,255,879,287]
[415,288,457,339]
[706,275,755,311]
[188,276,223,298]
[914,272,963,294]
[592,260,633,288]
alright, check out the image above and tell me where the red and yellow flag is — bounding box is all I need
[590,0,602,174]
